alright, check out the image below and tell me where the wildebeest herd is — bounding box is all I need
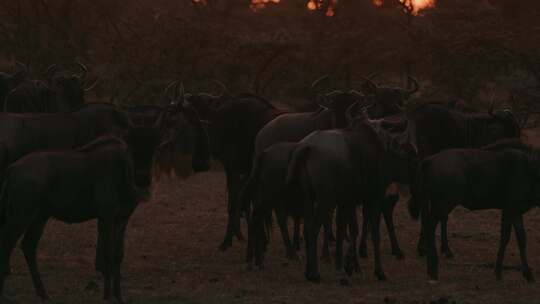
[0,61,537,303]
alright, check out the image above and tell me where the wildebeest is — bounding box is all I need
[409,139,540,283]
[0,103,211,302]
[0,103,131,183]
[406,103,521,257]
[0,62,28,105]
[261,107,415,282]
[4,62,97,113]
[186,85,289,250]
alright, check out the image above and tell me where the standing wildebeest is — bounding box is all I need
[0,62,28,105]
[4,62,97,113]
[409,139,540,283]
[407,103,521,258]
[247,76,419,260]
[0,105,211,302]
[185,84,289,250]
[0,103,131,181]
[271,108,414,282]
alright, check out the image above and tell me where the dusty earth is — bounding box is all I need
[2,129,540,304]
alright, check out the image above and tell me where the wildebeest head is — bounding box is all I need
[45,62,98,111]
[360,75,419,118]
[0,62,27,100]
[170,80,230,120]
[311,76,365,127]
[153,90,211,178]
[125,123,163,188]
[488,109,521,140]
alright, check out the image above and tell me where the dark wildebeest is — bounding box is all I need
[266,107,414,282]
[0,106,211,302]
[186,84,289,251]
[409,139,540,283]
[407,103,521,258]
[0,103,131,182]
[0,62,28,105]
[4,62,98,113]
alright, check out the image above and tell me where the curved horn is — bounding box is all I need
[345,101,363,124]
[84,78,100,91]
[177,82,185,102]
[163,81,178,103]
[75,60,88,81]
[154,109,168,129]
[14,61,28,75]
[367,71,381,80]
[210,79,230,97]
[311,75,330,91]
[348,89,364,99]
[406,76,420,96]
[45,64,58,79]
[360,76,379,91]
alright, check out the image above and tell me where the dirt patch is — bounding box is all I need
[3,165,540,303]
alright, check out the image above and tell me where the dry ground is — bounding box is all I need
[3,129,540,304]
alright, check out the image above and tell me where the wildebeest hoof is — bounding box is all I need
[442,248,454,259]
[375,272,387,281]
[523,271,535,283]
[339,278,349,286]
[305,273,321,283]
[392,249,405,260]
[218,241,231,252]
[358,247,368,258]
[321,255,331,264]
[495,271,503,282]
[286,251,300,261]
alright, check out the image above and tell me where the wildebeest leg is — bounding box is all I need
[220,170,243,251]
[425,211,439,282]
[368,203,386,281]
[358,205,369,258]
[335,206,346,271]
[345,207,360,276]
[321,219,331,264]
[495,211,512,281]
[98,219,114,301]
[512,214,534,282]
[382,195,403,259]
[276,210,298,261]
[440,215,453,258]
[0,219,29,297]
[304,213,321,283]
[293,216,301,251]
[417,210,427,257]
[112,221,128,302]
[325,208,336,242]
[20,215,50,301]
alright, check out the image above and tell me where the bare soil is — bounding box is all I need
[4,130,540,304]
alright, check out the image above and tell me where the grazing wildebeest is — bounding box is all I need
[274,107,415,282]
[0,62,28,105]
[4,62,97,113]
[0,103,131,181]
[406,103,521,257]
[0,104,211,302]
[409,139,540,283]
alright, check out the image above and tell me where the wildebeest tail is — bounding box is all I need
[238,152,265,210]
[408,160,429,220]
[285,145,310,186]
[0,175,9,227]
